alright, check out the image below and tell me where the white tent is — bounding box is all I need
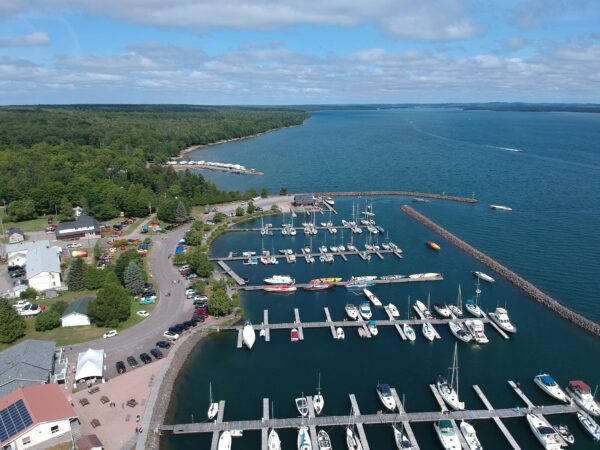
[75,348,104,381]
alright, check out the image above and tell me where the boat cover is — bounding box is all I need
[379,384,391,393]
[570,380,591,391]
[540,375,555,386]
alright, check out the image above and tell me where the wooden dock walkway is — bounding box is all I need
[383,305,407,340]
[239,275,444,291]
[209,401,225,450]
[429,384,449,413]
[261,399,268,450]
[311,190,478,203]
[349,394,371,450]
[294,308,304,340]
[214,248,400,262]
[323,307,337,339]
[390,388,420,450]
[263,310,270,342]
[473,385,521,449]
[508,380,534,408]
[215,260,246,285]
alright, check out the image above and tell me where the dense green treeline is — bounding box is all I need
[0,106,308,221]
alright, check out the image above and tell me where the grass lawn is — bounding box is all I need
[0,211,49,233]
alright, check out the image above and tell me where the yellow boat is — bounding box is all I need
[320,277,342,283]
[426,241,441,251]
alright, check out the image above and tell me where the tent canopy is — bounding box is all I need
[75,348,104,381]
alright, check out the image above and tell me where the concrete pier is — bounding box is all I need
[429,384,449,413]
[209,401,226,450]
[473,385,521,449]
[261,399,269,450]
[263,310,270,342]
[390,388,420,450]
[323,307,338,339]
[294,308,304,340]
[349,394,371,450]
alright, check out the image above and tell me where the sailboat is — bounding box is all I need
[242,321,256,350]
[346,425,363,450]
[403,297,416,342]
[436,343,465,410]
[465,278,484,317]
[448,320,473,343]
[298,425,312,450]
[207,382,219,420]
[317,429,332,450]
[313,373,324,415]
[217,431,232,450]
[295,394,309,417]
[268,402,281,450]
[448,285,464,318]
[422,322,436,341]
[393,423,413,449]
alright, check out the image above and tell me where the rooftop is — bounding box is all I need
[62,296,94,318]
[0,340,56,398]
[55,214,100,236]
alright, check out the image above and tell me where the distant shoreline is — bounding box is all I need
[175,121,307,160]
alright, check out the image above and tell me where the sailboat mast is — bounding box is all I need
[449,343,459,397]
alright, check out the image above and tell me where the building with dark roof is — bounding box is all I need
[55,214,101,240]
[0,340,56,398]
[7,228,24,244]
[293,194,316,206]
[61,296,94,327]
[0,384,78,449]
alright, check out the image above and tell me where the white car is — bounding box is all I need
[136,310,150,318]
[163,331,179,341]
[13,300,31,310]
[66,243,82,249]
[103,330,118,339]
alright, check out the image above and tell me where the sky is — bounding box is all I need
[0,0,599,104]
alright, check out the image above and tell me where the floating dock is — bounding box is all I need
[311,190,478,203]
[239,275,443,290]
[215,260,246,285]
[473,385,521,449]
[401,205,600,338]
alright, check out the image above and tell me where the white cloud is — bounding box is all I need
[0,31,50,47]
[0,0,479,41]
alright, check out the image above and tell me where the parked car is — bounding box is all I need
[139,298,155,305]
[18,304,43,316]
[163,331,179,341]
[103,330,118,339]
[116,361,126,374]
[66,243,82,248]
[156,340,171,349]
[13,300,30,310]
[9,270,25,278]
[139,353,152,364]
[169,326,184,334]
[150,348,164,359]
[191,316,205,324]
[176,322,191,330]
[126,356,139,368]
[183,320,197,328]
[136,310,150,318]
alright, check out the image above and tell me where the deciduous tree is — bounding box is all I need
[88,284,131,327]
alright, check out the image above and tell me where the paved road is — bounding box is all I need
[66,224,195,378]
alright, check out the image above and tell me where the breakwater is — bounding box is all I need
[401,205,600,338]
[313,191,478,203]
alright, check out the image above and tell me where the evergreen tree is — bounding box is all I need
[0,299,26,343]
[115,249,141,283]
[175,201,188,223]
[85,266,106,290]
[59,196,74,221]
[246,202,256,214]
[124,261,144,295]
[88,284,131,327]
[67,257,86,291]
[157,197,178,223]
[235,206,245,217]
[35,311,61,331]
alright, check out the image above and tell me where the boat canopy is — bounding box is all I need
[379,384,391,394]
[465,299,474,304]
[570,380,591,391]
[540,375,556,386]
[539,426,557,435]
[439,419,453,429]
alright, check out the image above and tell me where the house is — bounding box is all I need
[75,349,104,383]
[77,434,104,450]
[7,228,24,244]
[293,194,315,206]
[25,245,62,291]
[61,296,93,327]
[0,340,56,398]
[0,384,78,450]
[55,214,101,240]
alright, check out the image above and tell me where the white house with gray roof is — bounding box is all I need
[0,340,56,398]
[5,241,63,291]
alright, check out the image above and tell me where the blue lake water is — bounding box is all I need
[162,110,600,449]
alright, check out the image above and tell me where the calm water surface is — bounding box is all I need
[163,110,600,449]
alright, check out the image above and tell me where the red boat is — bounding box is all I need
[290,328,299,342]
[426,241,441,251]
[263,285,297,293]
[303,282,334,291]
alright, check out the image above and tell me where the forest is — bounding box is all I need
[0,106,308,221]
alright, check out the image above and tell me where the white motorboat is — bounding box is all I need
[345,304,359,320]
[408,272,441,279]
[336,327,345,340]
[217,431,232,450]
[313,374,324,415]
[433,303,452,318]
[289,227,297,236]
[422,322,436,341]
[577,411,600,441]
[268,429,281,450]
[403,323,416,341]
[376,383,397,411]
[264,275,295,285]
[359,301,372,320]
[317,429,332,450]
[413,300,433,320]
[448,321,472,343]
[554,425,574,445]
[207,382,219,420]
[346,425,363,450]
[566,380,600,415]
[460,421,483,450]
[387,303,400,318]
[489,307,517,333]
[392,423,413,449]
[534,374,569,403]
[295,396,309,417]
[324,196,335,206]
[490,204,512,211]
[352,275,377,282]
[465,320,489,344]
[526,414,562,449]
[368,320,378,336]
[242,321,256,350]
[437,344,465,410]
[298,426,312,450]
[472,271,495,282]
[434,420,462,450]
[363,288,382,306]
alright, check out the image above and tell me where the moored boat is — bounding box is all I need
[577,411,600,441]
[367,320,378,336]
[526,413,562,449]
[376,383,397,411]
[264,275,295,285]
[359,301,372,320]
[434,419,461,450]
[364,288,382,306]
[448,321,472,343]
[263,285,297,293]
[426,241,441,251]
[413,300,433,319]
[304,282,334,291]
[403,323,416,341]
[291,328,300,342]
[317,429,332,450]
[298,425,312,450]
[207,382,219,420]
[295,396,309,417]
[489,307,517,333]
[345,304,359,320]
[320,277,342,283]
[465,299,483,318]
[242,322,256,350]
[336,327,345,340]
[465,319,489,344]
[313,373,324,415]
[472,271,495,283]
[346,425,363,450]
[422,322,436,341]
[567,380,600,415]
[268,429,281,450]
[437,344,465,410]
[387,303,400,318]
[392,423,413,449]
[554,424,574,445]
[217,431,232,450]
[433,303,452,318]
[534,374,569,403]
[408,272,441,280]
[460,420,483,450]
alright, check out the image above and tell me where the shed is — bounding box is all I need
[75,349,104,382]
[61,296,93,327]
[7,227,24,244]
